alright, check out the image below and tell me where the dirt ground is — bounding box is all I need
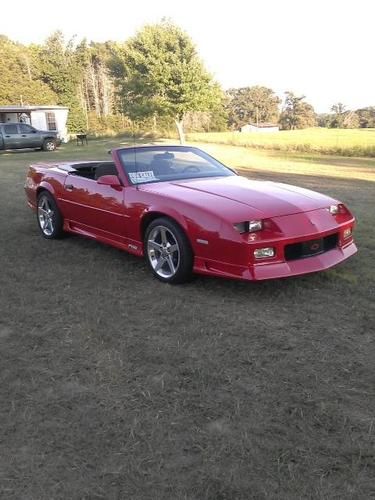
[0,144,374,499]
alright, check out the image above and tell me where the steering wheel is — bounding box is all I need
[182,165,200,173]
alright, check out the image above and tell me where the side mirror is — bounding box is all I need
[97,175,122,187]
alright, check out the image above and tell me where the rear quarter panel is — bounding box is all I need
[25,164,67,210]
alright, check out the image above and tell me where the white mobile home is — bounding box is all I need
[240,123,279,133]
[0,105,69,142]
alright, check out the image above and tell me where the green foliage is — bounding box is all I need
[342,111,360,129]
[330,102,346,128]
[87,112,132,135]
[320,104,361,129]
[356,107,375,128]
[226,86,280,129]
[37,32,86,132]
[0,36,57,105]
[317,113,331,127]
[1,27,373,137]
[114,21,223,129]
[279,92,316,130]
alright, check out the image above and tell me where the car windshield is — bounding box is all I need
[117,146,236,185]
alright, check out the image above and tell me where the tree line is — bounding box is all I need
[0,21,374,138]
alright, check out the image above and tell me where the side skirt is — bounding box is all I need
[63,220,144,257]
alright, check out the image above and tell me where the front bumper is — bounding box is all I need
[194,240,357,281]
[250,241,357,280]
[193,208,357,281]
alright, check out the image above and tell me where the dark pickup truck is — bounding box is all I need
[0,123,60,151]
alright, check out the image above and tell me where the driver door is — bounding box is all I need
[59,174,127,242]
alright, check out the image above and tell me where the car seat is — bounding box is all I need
[94,163,118,180]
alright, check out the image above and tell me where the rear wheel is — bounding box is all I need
[42,139,56,151]
[37,191,64,239]
[145,217,193,284]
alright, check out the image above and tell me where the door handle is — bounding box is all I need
[65,184,74,191]
[21,135,27,137]
[5,135,10,138]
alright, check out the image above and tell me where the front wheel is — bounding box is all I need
[37,191,64,239]
[145,218,193,284]
[42,139,56,151]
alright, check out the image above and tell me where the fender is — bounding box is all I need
[37,180,58,197]
[142,204,191,233]
[139,202,223,257]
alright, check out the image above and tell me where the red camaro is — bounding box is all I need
[25,145,357,283]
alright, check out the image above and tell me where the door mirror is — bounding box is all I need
[97,175,121,187]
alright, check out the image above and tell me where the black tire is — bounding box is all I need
[36,191,64,239]
[144,217,193,284]
[42,139,57,151]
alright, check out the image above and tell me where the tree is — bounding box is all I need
[317,113,331,127]
[342,111,360,129]
[226,86,280,129]
[114,20,223,143]
[76,40,118,119]
[37,32,86,132]
[279,92,316,130]
[0,36,57,105]
[355,107,375,128]
[330,102,346,128]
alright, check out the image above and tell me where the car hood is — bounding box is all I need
[142,175,337,219]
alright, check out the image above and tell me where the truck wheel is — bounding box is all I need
[42,139,56,151]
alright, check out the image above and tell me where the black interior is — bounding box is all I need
[69,162,117,180]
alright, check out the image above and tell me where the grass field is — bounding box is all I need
[187,128,375,157]
[1,138,375,499]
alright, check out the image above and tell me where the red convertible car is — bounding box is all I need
[25,145,357,283]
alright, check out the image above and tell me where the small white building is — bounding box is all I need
[240,122,279,133]
[0,105,69,142]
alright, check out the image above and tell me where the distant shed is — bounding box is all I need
[0,105,69,142]
[240,123,279,133]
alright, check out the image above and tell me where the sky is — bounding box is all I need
[1,0,373,113]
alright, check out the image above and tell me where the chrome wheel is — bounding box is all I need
[147,225,180,279]
[38,195,55,236]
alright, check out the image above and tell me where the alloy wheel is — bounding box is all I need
[38,195,55,236]
[147,225,180,279]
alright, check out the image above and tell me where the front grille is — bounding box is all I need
[284,233,338,261]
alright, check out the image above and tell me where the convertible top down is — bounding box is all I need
[24,145,357,283]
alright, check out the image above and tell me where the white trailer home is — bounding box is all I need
[0,105,69,142]
[240,123,279,133]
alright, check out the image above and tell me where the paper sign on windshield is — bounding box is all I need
[129,171,157,184]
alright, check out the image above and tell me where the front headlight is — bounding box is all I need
[329,204,348,215]
[329,205,339,215]
[248,220,263,232]
[234,220,263,233]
